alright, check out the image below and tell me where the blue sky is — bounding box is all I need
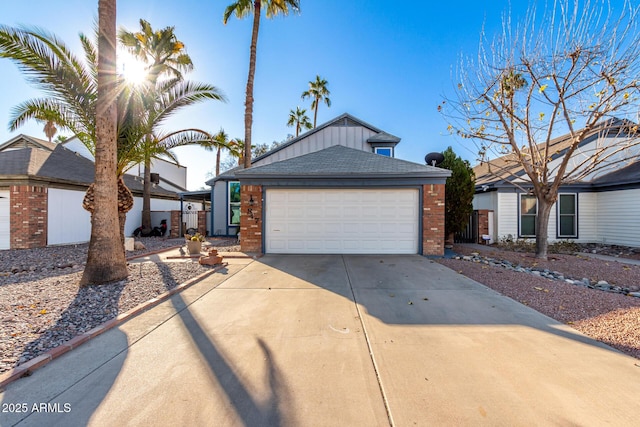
[0,0,535,190]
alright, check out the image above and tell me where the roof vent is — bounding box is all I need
[150,173,160,184]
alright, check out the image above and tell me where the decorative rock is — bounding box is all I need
[134,241,146,250]
[455,252,634,299]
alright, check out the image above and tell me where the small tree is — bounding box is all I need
[440,147,475,245]
[441,0,640,259]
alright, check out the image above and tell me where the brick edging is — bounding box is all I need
[0,262,228,391]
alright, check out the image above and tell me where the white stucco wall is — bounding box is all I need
[48,188,92,245]
[0,190,10,250]
[48,188,180,245]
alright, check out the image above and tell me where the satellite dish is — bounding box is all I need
[425,152,445,166]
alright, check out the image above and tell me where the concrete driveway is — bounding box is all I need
[2,255,640,426]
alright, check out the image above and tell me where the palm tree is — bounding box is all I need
[223,0,300,168]
[301,75,331,128]
[287,106,312,137]
[119,20,195,234]
[43,119,57,142]
[0,22,223,255]
[118,19,193,85]
[83,0,128,285]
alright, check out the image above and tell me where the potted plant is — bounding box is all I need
[185,232,206,255]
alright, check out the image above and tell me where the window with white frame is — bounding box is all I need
[374,147,393,157]
[228,181,241,226]
[557,193,577,238]
[519,194,537,237]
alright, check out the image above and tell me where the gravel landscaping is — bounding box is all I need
[437,244,640,360]
[0,237,239,375]
[1,239,639,376]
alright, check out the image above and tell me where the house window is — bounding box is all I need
[374,147,393,157]
[519,194,537,237]
[557,194,577,238]
[228,181,241,226]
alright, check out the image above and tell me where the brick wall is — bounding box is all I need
[170,210,180,238]
[477,209,491,243]
[10,185,48,249]
[422,184,445,256]
[239,185,263,253]
[197,210,207,236]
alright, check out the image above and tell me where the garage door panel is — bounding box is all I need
[266,189,419,254]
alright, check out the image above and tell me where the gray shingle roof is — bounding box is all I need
[0,145,177,197]
[367,132,401,144]
[235,145,450,178]
[591,161,640,187]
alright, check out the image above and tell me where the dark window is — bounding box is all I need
[558,194,577,237]
[520,194,537,237]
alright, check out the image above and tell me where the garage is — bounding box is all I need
[0,190,10,250]
[265,188,419,254]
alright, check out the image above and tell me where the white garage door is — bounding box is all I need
[265,188,419,254]
[0,190,10,250]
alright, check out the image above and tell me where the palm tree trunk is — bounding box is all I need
[243,0,261,169]
[82,0,128,286]
[142,153,152,233]
[313,101,318,128]
[216,146,221,176]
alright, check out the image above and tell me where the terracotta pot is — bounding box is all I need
[186,240,202,255]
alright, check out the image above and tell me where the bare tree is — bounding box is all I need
[442,0,640,259]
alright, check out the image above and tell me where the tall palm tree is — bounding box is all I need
[83,0,128,285]
[287,106,312,137]
[43,119,57,142]
[119,20,195,234]
[302,75,331,128]
[223,0,300,169]
[118,19,193,85]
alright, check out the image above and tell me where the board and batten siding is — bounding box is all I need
[212,181,230,236]
[596,189,640,247]
[253,125,378,167]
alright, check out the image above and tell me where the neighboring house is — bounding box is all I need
[61,136,188,193]
[206,113,451,255]
[0,134,182,250]
[472,121,640,247]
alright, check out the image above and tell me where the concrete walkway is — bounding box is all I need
[2,255,640,426]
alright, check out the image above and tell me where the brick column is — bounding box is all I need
[197,210,207,236]
[169,210,181,238]
[476,209,491,244]
[10,185,48,249]
[240,185,263,253]
[422,184,445,256]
